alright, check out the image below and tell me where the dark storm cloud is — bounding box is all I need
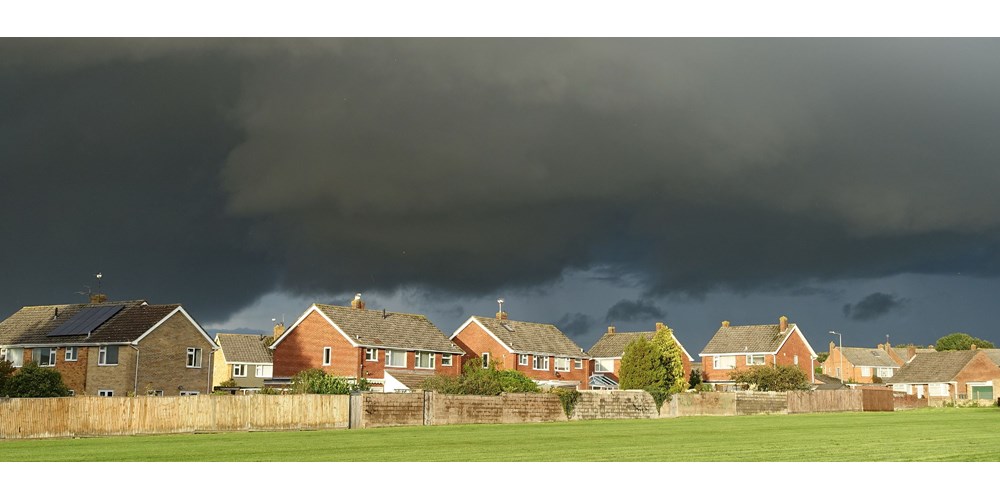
[605,299,665,324]
[842,293,909,321]
[555,312,596,339]
[6,39,1000,323]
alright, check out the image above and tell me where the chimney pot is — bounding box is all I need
[779,315,788,331]
[496,311,508,320]
[607,326,615,334]
[655,322,665,331]
[351,293,365,310]
[721,320,730,327]
[273,322,285,340]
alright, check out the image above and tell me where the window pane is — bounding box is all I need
[105,346,119,365]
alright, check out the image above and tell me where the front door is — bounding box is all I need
[916,385,924,399]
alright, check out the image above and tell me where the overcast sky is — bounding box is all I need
[4,39,1000,354]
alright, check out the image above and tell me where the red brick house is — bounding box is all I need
[587,323,695,389]
[822,342,902,383]
[270,295,464,391]
[887,348,1000,404]
[0,298,217,396]
[698,315,817,390]
[450,311,591,389]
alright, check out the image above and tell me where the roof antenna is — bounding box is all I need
[382,308,386,319]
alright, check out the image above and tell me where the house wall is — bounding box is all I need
[701,354,776,384]
[361,349,461,381]
[86,345,138,396]
[955,353,1000,398]
[272,310,359,378]
[452,321,514,369]
[20,347,89,395]
[223,363,270,389]
[775,329,815,383]
[135,312,215,396]
[212,350,230,387]
[822,347,860,381]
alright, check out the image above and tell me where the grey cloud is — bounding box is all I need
[6,39,1000,324]
[555,313,596,339]
[606,299,665,324]
[843,293,909,321]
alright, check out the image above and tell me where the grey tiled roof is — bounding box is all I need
[979,349,1000,366]
[885,351,983,383]
[216,334,273,364]
[316,304,463,354]
[0,300,181,345]
[474,316,589,358]
[839,347,901,368]
[700,323,795,355]
[588,330,693,361]
[385,369,438,391]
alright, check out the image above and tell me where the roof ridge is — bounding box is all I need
[318,303,427,318]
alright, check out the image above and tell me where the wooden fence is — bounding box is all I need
[0,394,350,440]
[787,390,863,413]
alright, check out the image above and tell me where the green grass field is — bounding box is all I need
[2,407,999,461]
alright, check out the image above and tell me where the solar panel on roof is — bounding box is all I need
[47,304,125,337]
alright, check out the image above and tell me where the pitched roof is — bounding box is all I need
[472,316,589,358]
[313,304,463,354]
[588,330,694,361]
[700,323,796,355]
[216,334,273,364]
[982,349,1000,366]
[0,300,185,346]
[385,369,437,391]
[839,347,901,368]
[885,351,983,383]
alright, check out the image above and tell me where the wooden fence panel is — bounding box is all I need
[861,387,894,412]
[787,390,862,413]
[0,398,71,439]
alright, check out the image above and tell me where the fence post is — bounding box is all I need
[349,392,361,429]
[423,391,434,426]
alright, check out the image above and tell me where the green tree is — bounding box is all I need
[3,362,71,397]
[422,359,539,395]
[0,359,15,396]
[935,332,995,351]
[650,325,687,395]
[731,364,811,392]
[618,336,665,390]
[290,369,367,394]
[815,352,829,363]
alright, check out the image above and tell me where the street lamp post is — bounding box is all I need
[830,330,843,384]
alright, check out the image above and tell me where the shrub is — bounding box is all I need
[290,369,367,394]
[219,378,238,388]
[687,369,702,389]
[552,387,580,417]
[0,359,14,396]
[3,362,70,398]
[421,359,540,395]
[731,364,811,392]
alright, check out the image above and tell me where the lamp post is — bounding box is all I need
[830,330,843,384]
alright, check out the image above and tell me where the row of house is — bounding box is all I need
[3,293,997,402]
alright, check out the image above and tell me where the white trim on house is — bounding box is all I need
[594,358,615,373]
[415,351,436,370]
[441,353,453,367]
[98,390,114,397]
[385,349,406,368]
[450,316,515,354]
[322,347,332,366]
[554,357,570,372]
[186,347,203,368]
[133,306,218,348]
[698,324,818,359]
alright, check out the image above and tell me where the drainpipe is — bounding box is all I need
[130,344,140,396]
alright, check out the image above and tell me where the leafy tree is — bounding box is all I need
[687,368,702,389]
[290,369,368,394]
[650,325,687,395]
[0,359,14,396]
[3,362,71,397]
[731,364,811,392]
[422,359,539,395]
[935,332,995,351]
[618,336,665,390]
[815,352,829,363]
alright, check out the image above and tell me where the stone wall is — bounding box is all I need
[735,391,788,415]
[359,392,425,428]
[570,390,658,420]
[666,392,737,417]
[428,393,567,425]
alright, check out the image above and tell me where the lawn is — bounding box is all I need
[2,407,999,461]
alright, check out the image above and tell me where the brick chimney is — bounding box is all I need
[607,326,616,334]
[779,315,788,331]
[496,311,508,320]
[350,293,365,310]
[830,341,836,352]
[907,346,917,360]
[89,293,108,304]
[721,320,730,327]
[273,322,285,341]
[655,322,665,331]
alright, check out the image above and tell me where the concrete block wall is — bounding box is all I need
[735,391,788,415]
[359,392,425,428]
[570,390,658,420]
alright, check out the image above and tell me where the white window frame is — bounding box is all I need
[929,383,949,397]
[861,366,872,377]
[255,365,273,378]
[98,390,114,397]
[745,354,765,366]
[595,358,614,373]
[574,359,583,370]
[415,351,435,370]
[37,347,56,367]
[233,364,248,377]
[179,391,200,396]
[714,355,736,370]
[482,352,490,369]
[365,348,378,362]
[441,354,453,367]
[532,355,549,371]
[65,347,78,362]
[793,355,799,365]
[146,390,164,396]
[186,347,202,368]
[98,346,118,366]
[877,367,894,378]
[518,354,529,366]
[386,349,406,368]
[554,357,570,372]
[322,347,332,366]
[3,347,24,368]
[68,390,75,396]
